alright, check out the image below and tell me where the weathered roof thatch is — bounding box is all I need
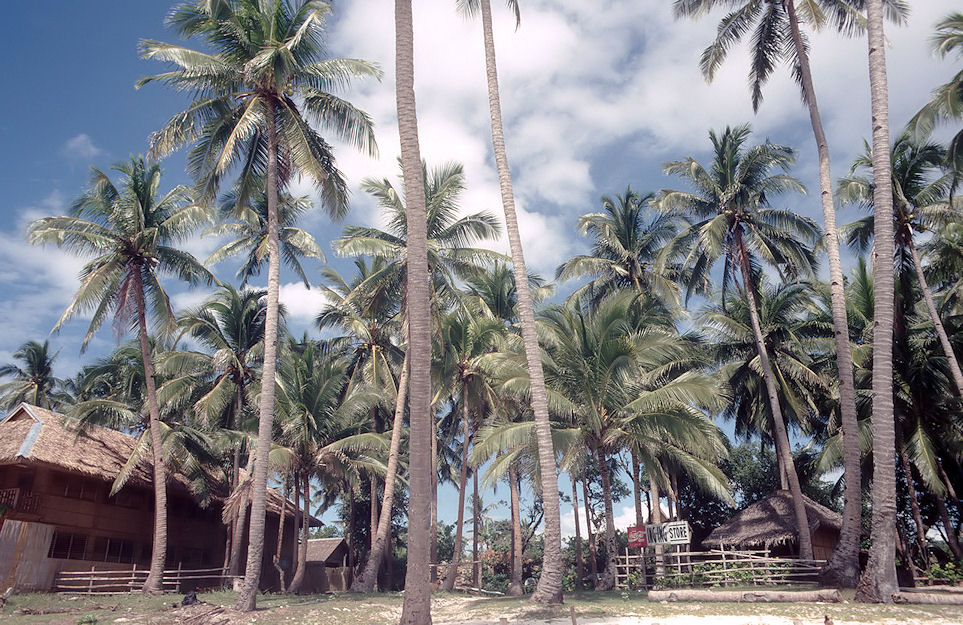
[0,403,156,486]
[703,490,842,548]
[0,404,302,521]
[306,538,347,565]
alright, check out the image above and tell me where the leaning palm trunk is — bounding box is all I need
[936,496,963,560]
[596,447,617,591]
[856,0,899,603]
[736,235,813,560]
[396,0,433,615]
[477,0,562,603]
[133,270,168,595]
[898,443,930,568]
[274,481,288,593]
[442,395,471,591]
[353,353,409,592]
[507,467,524,596]
[782,2,863,587]
[236,102,281,612]
[288,473,311,593]
[909,240,963,395]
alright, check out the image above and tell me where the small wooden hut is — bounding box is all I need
[702,490,841,560]
[303,538,351,592]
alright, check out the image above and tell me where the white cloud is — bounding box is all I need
[61,133,104,162]
[279,282,325,325]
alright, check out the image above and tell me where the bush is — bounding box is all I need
[926,562,963,585]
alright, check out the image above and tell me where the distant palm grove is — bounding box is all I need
[5,0,963,621]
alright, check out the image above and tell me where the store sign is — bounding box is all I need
[644,520,691,546]
[627,525,647,548]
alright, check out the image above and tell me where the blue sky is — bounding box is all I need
[0,1,956,535]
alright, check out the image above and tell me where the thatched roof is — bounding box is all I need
[220,469,321,526]
[703,490,842,548]
[306,538,347,565]
[0,403,157,487]
[0,404,303,522]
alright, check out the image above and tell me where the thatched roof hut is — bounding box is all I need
[306,538,348,566]
[703,490,842,559]
[0,403,166,489]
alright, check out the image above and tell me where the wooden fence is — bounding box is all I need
[53,565,239,595]
[615,547,826,590]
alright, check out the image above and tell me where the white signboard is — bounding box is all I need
[645,520,691,546]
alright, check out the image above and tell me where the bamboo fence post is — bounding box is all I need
[720,545,728,587]
[87,566,95,597]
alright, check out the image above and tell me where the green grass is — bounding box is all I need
[2,588,962,624]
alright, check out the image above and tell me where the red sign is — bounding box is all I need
[627,525,647,548]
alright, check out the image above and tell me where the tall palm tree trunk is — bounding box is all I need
[347,485,356,571]
[507,467,524,596]
[631,450,643,527]
[288,472,311,593]
[370,476,381,586]
[782,0,862,587]
[472,471,480,588]
[649,473,665,576]
[133,269,168,595]
[236,100,282,612]
[571,472,583,592]
[477,0,562,603]
[291,471,300,578]
[442,395,471,591]
[274,480,288,593]
[909,240,963,395]
[353,353,409,592]
[430,412,439,582]
[397,0,433,617]
[582,471,598,589]
[596,447,617,591]
[856,0,899,602]
[736,235,813,560]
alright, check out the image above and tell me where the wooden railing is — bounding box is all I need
[53,565,239,596]
[0,488,42,514]
[615,548,826,590]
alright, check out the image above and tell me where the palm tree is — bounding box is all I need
[139,0,379,609]
[909,13,963,177]
[855,0,899,603]
[163,285,270,576]
[539,293,727,589]
[336,161,500,593]
[839,133,963,395]
[395,0,433,619]
[701,281,832,486]
[658,124,820,559]
[275,340,381,593]
[670,0,907,585]
[556,187,685,308]
[457,0,564,601]
[0,340,68,410]
[318,259,404,592]
[28,157,214,593]
[437,309,505,591]
[206,191,325,288]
